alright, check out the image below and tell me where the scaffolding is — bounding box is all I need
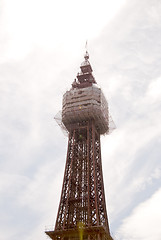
[62,85,109,135]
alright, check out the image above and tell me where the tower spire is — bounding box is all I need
[85,40,88,56]
[85,40,88,51]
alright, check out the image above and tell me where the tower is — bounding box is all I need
[45,52,114,240]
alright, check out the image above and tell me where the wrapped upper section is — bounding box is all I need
[62,85,109,135]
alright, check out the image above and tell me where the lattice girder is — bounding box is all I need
[46,120,112,240]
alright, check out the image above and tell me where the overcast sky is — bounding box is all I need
[0,0,161,240]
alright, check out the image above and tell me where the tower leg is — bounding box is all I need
[46,121,112,240]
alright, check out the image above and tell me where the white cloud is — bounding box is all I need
[97,0,161,233]
[146,76,161,102]
[1,0,161,240]
[102,116,161,221]
[1,0,126,62]
[116,188,161,240]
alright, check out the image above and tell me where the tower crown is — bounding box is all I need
[72,51,96,89]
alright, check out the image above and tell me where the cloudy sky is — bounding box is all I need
[0,0,161,239]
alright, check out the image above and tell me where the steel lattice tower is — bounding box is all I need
[46,52,114,240]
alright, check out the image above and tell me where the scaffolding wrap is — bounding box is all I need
[62,85,109,135]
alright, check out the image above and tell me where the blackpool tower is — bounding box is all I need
[45,51,114,240]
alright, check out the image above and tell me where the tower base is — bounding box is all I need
[45,225,113,240]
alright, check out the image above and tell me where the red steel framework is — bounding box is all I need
[46,52,114,240]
